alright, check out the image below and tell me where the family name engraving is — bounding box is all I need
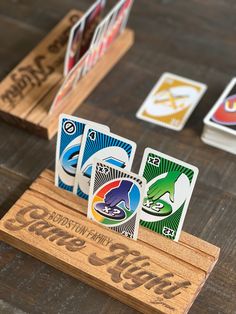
[3,204,192,310]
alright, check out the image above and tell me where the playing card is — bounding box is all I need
[83,0,134,73]
[139,148,198,241]
[64,0,106,76]
[64,20,83,76]
[55,114,109,192]
[73,126,137,200]
[204,77,236,135]
[105,0,134,48]
[82,11,112,74]
[49,52,89,114]
[50,0,134,114]
[79,0,106,58]
[136,72,207,131]
[88,159,145,239]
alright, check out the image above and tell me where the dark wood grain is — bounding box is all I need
[0,0,235,313]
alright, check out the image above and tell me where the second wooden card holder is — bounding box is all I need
[0,169,220,313]
[0,10,134,139]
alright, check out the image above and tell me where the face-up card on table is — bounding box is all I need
[73,126,136,200]
[139,148,198,241]
[204,77,236,135]
[64,0,106,76]
[88,159,145,239]
[136,72,207,131]
[55,114,109,192]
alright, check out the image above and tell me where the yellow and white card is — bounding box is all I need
[136,73,207,131]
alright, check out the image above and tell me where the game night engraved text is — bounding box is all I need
[4,204,191,308]
[0,13,79,107]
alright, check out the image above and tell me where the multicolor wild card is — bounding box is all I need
[88,159,145,239]
[136,73,207,131]
[139,148,198,241]
[204,77,236,134]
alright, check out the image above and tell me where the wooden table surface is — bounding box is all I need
[0,1,235,313]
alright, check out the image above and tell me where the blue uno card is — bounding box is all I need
[73,125,137,199]
[55,114,109,192]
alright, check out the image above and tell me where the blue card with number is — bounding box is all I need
[73,125,137,199]
[55,114,109,192]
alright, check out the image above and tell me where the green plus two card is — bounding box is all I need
[139,148,198,241]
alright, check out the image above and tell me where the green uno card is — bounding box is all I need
[139,148,199,241]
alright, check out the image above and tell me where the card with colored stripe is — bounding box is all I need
[55,114,109,193]
[139,148,198,241]
[88,159,145,239]
[73,126,136,200]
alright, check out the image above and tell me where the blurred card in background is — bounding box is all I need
[202,78,236,154]
[49,52,89,114]
[83,0,134,73]
[64,0,106,76]
[136,72,207,131]
[50,0,134,115]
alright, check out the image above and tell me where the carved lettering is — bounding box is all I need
[4,205,86,252]
[0,14,80,108]
[4,205,48,231]
[3,203,191,307]
[47,14,80,53]
[88,243,191,302]
[1,56,53,107]
[48,212,112,247]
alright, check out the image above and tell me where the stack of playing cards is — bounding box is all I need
[55,113,138,239]
[55,113,137,198]
[55,113,199,242]
[202,78,236,154]
[136,72,207,131]
[49,0,134,114]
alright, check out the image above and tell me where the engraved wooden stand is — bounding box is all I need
[0,169,220,314]
[0,10,134,139]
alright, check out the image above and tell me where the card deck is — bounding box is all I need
[55,114,109,192]
[139,148,198,241]
[136,72,207,131]
[204,78,236,135]
[73,126,137,200]
[202,78,236,154]
[64,0,106,76]
[50,0,134,114]
[88,159,145,239]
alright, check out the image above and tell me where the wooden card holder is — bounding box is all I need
[0,169,220,313]
[0,10,134,139]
